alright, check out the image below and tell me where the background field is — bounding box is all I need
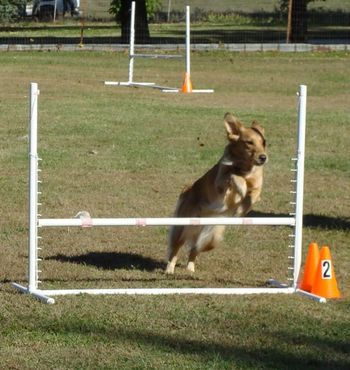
[0,50,349,369]
[2,0,350,44]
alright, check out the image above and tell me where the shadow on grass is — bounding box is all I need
[250,211,350,231]
[35,318,350,370]
[45,213,348,274]
[127,329,350,369]
[47,252,164,272]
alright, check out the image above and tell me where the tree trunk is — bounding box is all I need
[288,0,308,43]
[120,0,150,44]
[286,0,293,43]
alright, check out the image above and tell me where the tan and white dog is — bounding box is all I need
[166,113,267,274]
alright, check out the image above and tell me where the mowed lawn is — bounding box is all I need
[0,50,349,369]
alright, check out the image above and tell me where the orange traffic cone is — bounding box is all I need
[311,245,341,299]
[182,72,193,93]
[299,242,320,292]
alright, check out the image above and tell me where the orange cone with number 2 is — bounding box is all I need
[299,242,319,292]
[311,245,341,299]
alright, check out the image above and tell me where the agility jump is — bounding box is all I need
[12,83,325,304]
[104,2,214,93]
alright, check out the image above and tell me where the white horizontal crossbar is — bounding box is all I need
[104,82,214,94]
[104,81,121,86]
[104,81,156,86]
[40,287,295,297]
[104,81,179,91]
[38,217,295,228]
[131,53,183,59]
[192,89,215,93]
[162,89,215,93]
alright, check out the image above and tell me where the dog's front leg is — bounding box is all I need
[214,163,234,194]
[230,174,247,199]
[235,195,253,216]
[235,187,261,217]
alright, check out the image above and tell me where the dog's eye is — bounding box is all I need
[245,140,254,146]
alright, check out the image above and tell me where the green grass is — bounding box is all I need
[0,50,350,369]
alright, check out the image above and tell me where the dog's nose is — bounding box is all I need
[259,154,267,163]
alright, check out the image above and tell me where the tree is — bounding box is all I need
[284,0,326,43]
[286,0,308,43]
[110,0,161,44]
[120,0,149,43]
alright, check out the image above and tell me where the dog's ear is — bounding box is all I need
[224,113,242,141]
[251,121,265,137]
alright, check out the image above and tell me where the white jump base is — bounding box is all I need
[104,3,214,93]
[12,284,297,306]
[12,83,326,304]
[12,285,325,306]
[104,81,214,94]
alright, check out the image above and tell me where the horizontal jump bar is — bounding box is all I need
[38,217,295,227]
[104,82,214,93]
[12,286,296,304]
[104,81,180,91]
[38,287,296,297]
[130,53,183,59]
[104,81,155,86]
[162,89,215,93]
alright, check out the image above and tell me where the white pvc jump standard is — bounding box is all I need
[104,2,214,93]
[12,83,326,304]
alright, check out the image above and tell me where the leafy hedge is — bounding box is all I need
[109,0,161,22]
[0,0,27,22]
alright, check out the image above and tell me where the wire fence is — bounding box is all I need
[0,0,349,46]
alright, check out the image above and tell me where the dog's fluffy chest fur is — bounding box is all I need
[183,162,263,217]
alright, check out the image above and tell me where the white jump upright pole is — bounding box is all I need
[11,83,54,304]
[179,5,214,94]
[293,85,307,287]
[28,82,39,293]
[292,86,324,303]
[179,5,192,93]
[27,84,54,304]
[185,5,190,78]
[127,1,136,84]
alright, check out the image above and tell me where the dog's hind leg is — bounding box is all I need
[187,246,199,273]
[166,225,185,274]
[187,226,226,273]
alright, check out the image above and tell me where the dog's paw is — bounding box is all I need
[165,262,175,274]
[186,262,195,273]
